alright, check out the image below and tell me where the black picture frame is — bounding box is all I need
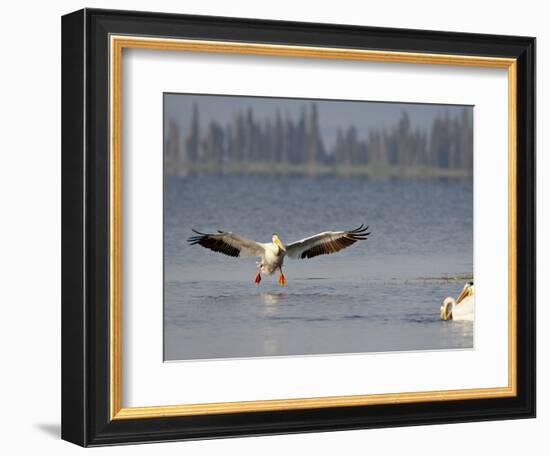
[62,8,535,447]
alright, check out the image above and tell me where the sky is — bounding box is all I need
[164,93,472,147]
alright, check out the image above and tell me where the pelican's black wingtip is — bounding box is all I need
[188,229,208,244]
[350,224,370,234]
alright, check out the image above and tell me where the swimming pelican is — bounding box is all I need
[188,225,370,285]
[440,282,475,321]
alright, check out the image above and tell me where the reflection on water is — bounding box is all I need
[164,176,473,361]
[259,292,285,306]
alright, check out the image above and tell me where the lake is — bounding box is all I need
[164,175,473,361]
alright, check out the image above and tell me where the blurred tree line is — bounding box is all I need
[165,102,473,179]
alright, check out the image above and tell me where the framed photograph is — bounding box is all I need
[61,8,535,446]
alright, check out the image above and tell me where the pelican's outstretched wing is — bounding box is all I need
[188,229,265,258]
[286,225,370,260]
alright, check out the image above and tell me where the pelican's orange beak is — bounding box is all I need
[275,238,286,252]
[456,284,472,304]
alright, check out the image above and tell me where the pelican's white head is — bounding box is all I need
[272,233,286,251]
[440,297,455,321]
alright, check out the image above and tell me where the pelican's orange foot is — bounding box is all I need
[278,274,287,286]
[254,272,262,284]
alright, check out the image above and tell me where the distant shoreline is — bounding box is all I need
[164,162,473,179]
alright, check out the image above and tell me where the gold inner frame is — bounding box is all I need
[109,35,518,420]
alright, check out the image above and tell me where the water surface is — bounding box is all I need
[164,176,473,361]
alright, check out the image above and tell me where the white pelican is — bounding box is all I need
[188,225,370,285]
[440,282,475,321]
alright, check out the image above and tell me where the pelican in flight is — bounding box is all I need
[440,282,475,321]
[188,225,370,285]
